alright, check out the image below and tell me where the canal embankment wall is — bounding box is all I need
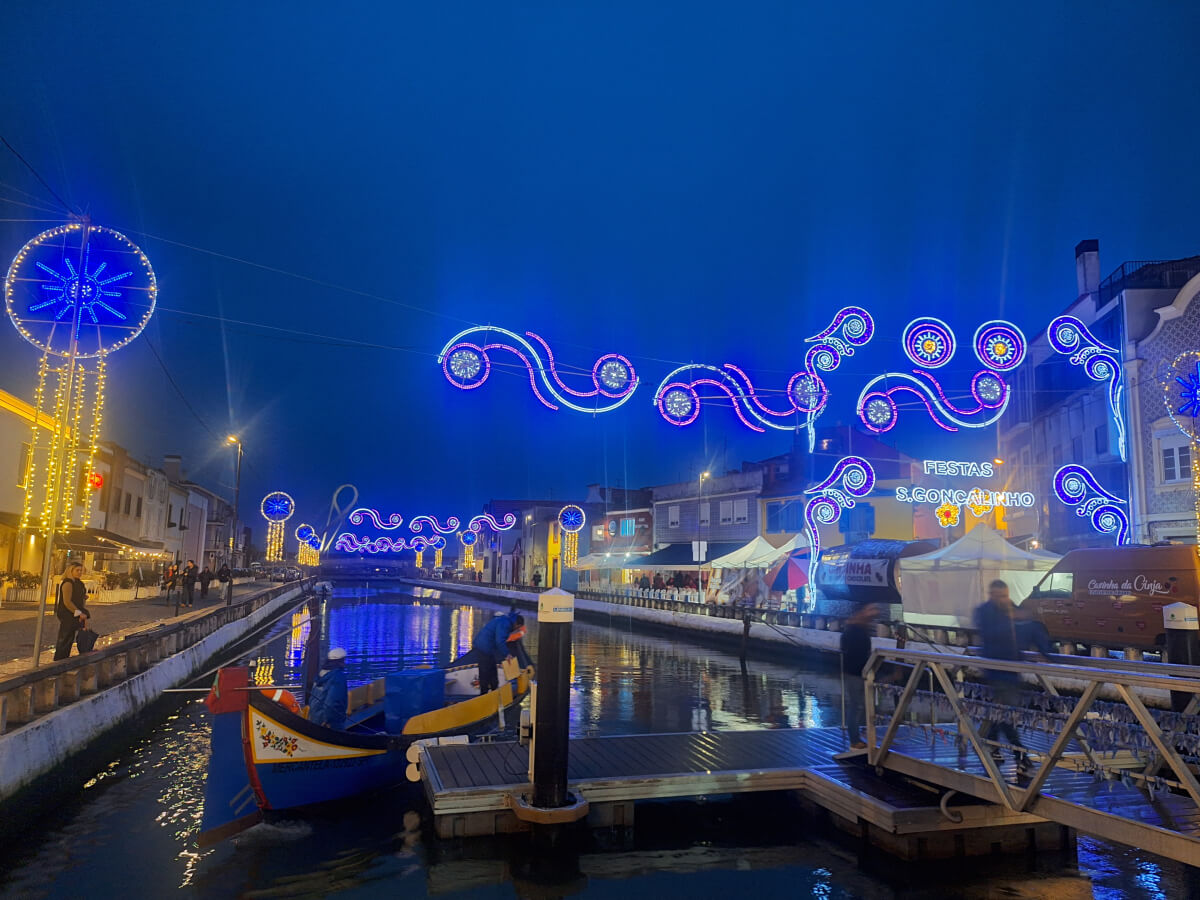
[391,579,1175,707]
[0,581,309,817]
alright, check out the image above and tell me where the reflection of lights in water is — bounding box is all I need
[253,657,275,686]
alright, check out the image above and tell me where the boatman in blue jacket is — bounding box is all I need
[308,647,348,729]
[472,612,525,694]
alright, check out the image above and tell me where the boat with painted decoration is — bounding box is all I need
[199,651,532,845]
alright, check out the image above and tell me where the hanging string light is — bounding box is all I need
[262,492,295,562]
[558,505,586,569]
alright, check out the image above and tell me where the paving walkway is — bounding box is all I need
[0,582,270,676]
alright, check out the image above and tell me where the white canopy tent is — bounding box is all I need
[898,524,1060,628]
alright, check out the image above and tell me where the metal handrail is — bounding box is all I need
[864,645,1200,814]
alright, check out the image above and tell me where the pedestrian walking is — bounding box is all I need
[840,603,880,749]
[532,570,542,588]
[199,566,213,598]
[217,563,231,584]
[54,561,89,661]
[183,560,198,608]
[973,579,1051,772]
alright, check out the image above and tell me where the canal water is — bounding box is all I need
[0,584,1197,899]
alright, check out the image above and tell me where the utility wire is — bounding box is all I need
[142,334,222,444]
[0,134,78,216]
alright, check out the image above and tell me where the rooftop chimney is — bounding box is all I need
[1075,239,1100,303]
[163,454,182,483]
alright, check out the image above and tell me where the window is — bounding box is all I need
[776,462,789,476]
[765,500,804,533]
[168,503,176,528]
[1095,424,1108,456]
[698,503,710,527]
[136,496,143,518]
[1072,436,1083,463]
[668,505,680,528]
[1162,444,1192,484]
[123,492,132,515]
[719,500,733,525]
[620,517,635,536]
[734,498,749,524]
[17,442,30,488]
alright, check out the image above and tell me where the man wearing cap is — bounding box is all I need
[308,647,349,729]
[472,612,525,694]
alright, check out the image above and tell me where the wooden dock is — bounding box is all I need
[418,727,1066,859]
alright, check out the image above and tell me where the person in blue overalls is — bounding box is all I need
[472,612,525,694]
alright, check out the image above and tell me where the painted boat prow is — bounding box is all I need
[198,668,262,847]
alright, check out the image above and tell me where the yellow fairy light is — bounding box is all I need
[415,549,423,568]
[434,548,443,569]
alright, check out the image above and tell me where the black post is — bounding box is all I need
[533,588,574,809]
[1164,603,1200,711]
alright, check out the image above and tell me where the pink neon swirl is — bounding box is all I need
[482,343,558,410]
[910,370,983,417]
[469,512,518,532]
[689,378,766,432]
[723,364,795,417]
[877,385,959,432]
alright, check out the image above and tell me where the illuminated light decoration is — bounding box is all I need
[1053,465,1129,546]
[935,502,961,528]
[459,529,478,569]
[295,523,316,543]
[468,512,517,533]
[973,321,1026,373]
[335,533,409,554]
[9,223,151,543]
[316,483,359,555]
[409,535,445,552]
[414,549,423,568]
[967,499,992,518]
[348,507,403,530]
[894,486,1035,508]
[437,326,639,413]
[6,223,157,359]
[87,471,103,490]
[261,491,295,562]
[1047,316,1126,461]
[794,306,876,450]
[653,309,876,437]
[903,317,956,369]
[856,319,1025,433]
[295,523,319,567]
[434,547,443,569]
[558,505,586,569]
[803,457,875,603]
[1162,351,1200,546]
[408,514,461,535]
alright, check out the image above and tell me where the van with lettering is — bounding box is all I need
[1023,545,1200,650]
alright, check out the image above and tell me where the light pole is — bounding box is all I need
[697,470,710,601]
[226,435,242,606]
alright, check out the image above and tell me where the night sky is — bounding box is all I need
[2,3,1200,531]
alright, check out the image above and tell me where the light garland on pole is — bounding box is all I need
[803,457,876,606]
[558,505,586,569]
[1164,351,1200,545]
[5,221,156,669]
[459,529,477,569]
[262,492,294,562]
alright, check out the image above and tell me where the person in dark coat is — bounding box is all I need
[471,612,525,694]
[973,579,1051,771]
[217,563,231,584]
[199,566,214,598]
[308,647,349,729]
[182,560,198,608]
[54,561,90,661]
[840,603,880,749]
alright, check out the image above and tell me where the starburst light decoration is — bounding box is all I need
[559,504,586,569]
[295,524,319,566]
[262,491,294,562]
[459,529,478,570]
[438,326,638,413]
[7,222,155,539]
[857,318,1025,433]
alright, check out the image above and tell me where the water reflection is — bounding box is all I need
[0,584,1197,899]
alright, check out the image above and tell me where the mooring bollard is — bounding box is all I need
[1164,602,1200,711]
[532,587,573,809]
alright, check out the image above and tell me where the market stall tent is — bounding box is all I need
[709,535,806,569]
[898,524,1060,628]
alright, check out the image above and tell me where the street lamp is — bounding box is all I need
[697,471,711,600]
[226,435,243,607]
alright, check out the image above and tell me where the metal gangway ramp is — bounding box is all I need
[864,646,1200,865]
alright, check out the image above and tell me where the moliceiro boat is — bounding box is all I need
[199,652,532,845]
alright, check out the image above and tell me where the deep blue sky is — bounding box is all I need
[2,2,1200,531]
